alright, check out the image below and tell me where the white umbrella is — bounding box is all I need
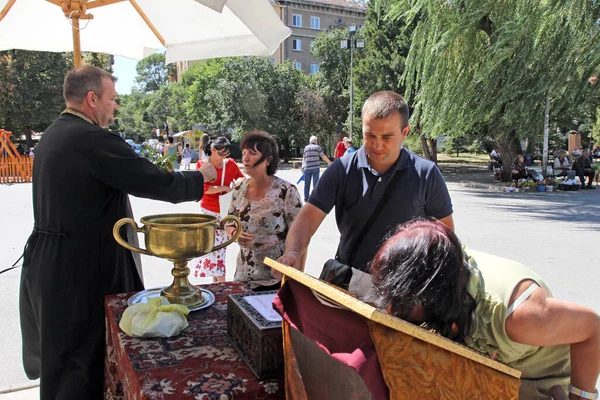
[0,0,291,66]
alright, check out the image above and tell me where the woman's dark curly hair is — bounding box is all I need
[240,130,280,176]
[370,218,475,342]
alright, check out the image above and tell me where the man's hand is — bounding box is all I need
[199,163,217,182]
[273,251,301,280]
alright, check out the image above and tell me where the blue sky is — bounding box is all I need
[113,56,138,95]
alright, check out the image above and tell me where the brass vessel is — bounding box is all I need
[113,213,241,308]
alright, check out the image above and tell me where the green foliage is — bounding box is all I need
[355,0,412,96]
[391,0,600,142]
[134,53,172,93]
[0,50,71,138]
[83,53,114,73]
[141,145,176,171]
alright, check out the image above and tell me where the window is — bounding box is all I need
[292,14,302,27]
[310,16,320,30]
[295,62,302,70]
[310,64,320,74]
[292,39,302,51]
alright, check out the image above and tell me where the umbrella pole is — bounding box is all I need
[72,15,82,68]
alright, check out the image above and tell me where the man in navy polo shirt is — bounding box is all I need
[276,91,454,276]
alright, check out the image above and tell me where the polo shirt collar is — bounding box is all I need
[356,146,411,175]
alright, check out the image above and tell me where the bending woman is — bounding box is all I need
[370,219,599,400]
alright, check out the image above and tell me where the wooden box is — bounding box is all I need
[227,291,284,380]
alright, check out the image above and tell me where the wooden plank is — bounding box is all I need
[264,258,521,379]
[86,0,125,9]
[129,0,165,46]
[0,0,16,23]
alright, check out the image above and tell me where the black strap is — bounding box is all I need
[344,169,404,267]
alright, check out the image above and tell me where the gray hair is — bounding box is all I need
[63,65,117,104]
[362,91,410,126]
[309,136,318,144]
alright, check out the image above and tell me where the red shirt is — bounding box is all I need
[335,141,346,158]
[196,158,244,213]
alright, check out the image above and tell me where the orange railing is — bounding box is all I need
[0,129,34,184]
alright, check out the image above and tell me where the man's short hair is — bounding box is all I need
[346,139,353,146]
[309,136,318,144]
[63,65,117,105]
[362,91,410,127]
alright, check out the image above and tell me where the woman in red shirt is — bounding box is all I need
[190,137,245,282]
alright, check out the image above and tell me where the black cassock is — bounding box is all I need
[20,113,205,399]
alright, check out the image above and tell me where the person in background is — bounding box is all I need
[572,149,595,189]
[490,146,501,161]
[225,130,302,284]
[302,136,332,202]
[199,133,210,163]
[29,147,35,159]
[156,135,165,153]
[19,65,216,399]
[181,143,192,170]
[334,135,348,159]
[190,136,245,282]
[164,136,181,171]
[553,150,573,177]
[511,154,528,181]
[343,139,356,156]
[371,218,599,400]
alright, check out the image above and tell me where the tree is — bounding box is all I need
[134,53,172,93]
[83,53,114,73]
[0,50,71,146]
[391,0,600,180]
[312,27,364,136]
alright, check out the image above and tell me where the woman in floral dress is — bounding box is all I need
[190,136,245,282]
[225,131,302,282]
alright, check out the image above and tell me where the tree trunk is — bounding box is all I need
[428,138,438,163]
[282,136,290,164]
[542,93,550,178]
[420,134,432,160]
[23,126,33,150]
[497,131,522,182]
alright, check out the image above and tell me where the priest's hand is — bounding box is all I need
[199,163,217,182]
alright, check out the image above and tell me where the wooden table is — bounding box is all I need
[104,282,285,400]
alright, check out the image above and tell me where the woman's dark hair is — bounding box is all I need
[204,136,230,156]
[240,130,280,176]
[167,136,174,144]
[158,136,165,143]
[370,219,474,342]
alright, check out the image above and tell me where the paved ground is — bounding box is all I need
[1,161,599,396]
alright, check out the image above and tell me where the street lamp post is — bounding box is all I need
[341,25,364,140]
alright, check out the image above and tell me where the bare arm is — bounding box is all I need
[439,214,455,232]
[275,203,327,274]
[205,186,231,194]
[505,280,600,396]
[321,154,332,165]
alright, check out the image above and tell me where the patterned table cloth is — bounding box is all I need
[104,282,285,400]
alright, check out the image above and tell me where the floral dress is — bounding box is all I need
[228,177,302,282]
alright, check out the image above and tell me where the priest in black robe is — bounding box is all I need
[19,66,218,399]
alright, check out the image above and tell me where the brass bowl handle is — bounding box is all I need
[113,218,151,256]
[213,215,242,252]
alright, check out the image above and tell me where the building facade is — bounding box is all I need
[275,0,367,75]
[175,0,367,79]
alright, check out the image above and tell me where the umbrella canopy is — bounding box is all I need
[0,0,291,66]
